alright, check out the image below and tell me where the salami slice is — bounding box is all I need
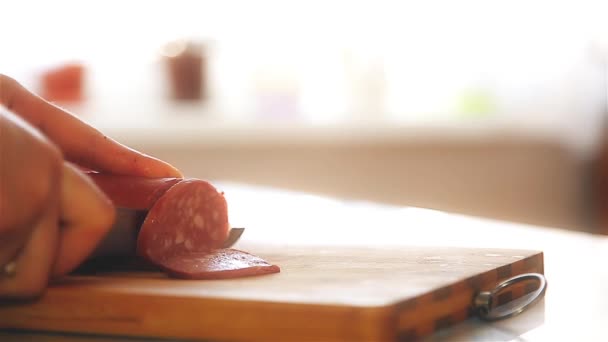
[158,249,281,279]
[137,179,230,264]
[86,172,181,210]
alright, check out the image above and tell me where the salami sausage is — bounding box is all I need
[85,172,279,279]
[86,172,181,209]
[158,249,281,279]
[136,179,230,264]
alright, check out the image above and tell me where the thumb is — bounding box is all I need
[52,162,116,276]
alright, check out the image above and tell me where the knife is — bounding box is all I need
[91,208,245,258]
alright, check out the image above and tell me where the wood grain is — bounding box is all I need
[0,245,543,341]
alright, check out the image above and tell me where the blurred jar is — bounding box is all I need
[40,62,85,103]
[161,40,207,101]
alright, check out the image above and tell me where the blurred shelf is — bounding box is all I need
[65,103,570,148]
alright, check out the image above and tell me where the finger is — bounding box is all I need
[0,74,182,178]
[0,108,62,273]
[52,163,116,276]
[0,194,59,298]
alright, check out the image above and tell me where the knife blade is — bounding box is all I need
[91,208,244,258]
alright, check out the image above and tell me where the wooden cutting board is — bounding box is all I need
[0,245,543,341]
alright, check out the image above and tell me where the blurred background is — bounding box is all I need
[2,0,607,232]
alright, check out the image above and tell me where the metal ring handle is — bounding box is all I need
[473,273,547,321]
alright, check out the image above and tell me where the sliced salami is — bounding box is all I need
[159,249,281,279]
[137,179,230,264]
[83,172,279,279]
[86,172,181,210]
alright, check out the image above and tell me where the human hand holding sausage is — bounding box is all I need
[0,74,182,299]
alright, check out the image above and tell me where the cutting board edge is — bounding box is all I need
[0,293,401,342]
[392,250,544,340]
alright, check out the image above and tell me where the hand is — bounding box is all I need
[0,74,182,299]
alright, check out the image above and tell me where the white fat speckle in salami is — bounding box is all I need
[193,214,205,230]
[164,239,172,249]
[184,239,193,250]
[175,230,185,244]
[212,210,219,221]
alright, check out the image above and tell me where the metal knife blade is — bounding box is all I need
[222,227,245,248]
[91,208,147,258]
[91,208,244,258]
